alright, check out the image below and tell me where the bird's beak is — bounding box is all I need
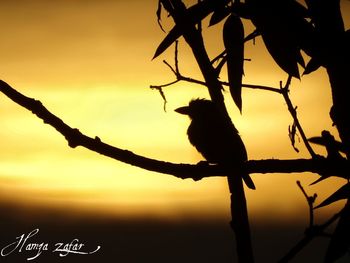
[175,106,190,115]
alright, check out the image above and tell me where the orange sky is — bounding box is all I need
[0,0,349,224]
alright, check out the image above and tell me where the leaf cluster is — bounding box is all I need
[154,0,350,262]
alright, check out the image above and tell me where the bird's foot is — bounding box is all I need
[192,161,210,181]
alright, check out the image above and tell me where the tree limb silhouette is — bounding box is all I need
[155,1,255,261]
[278,204,344,263]
[2,79,347,178]
[150,40,282,96]
[2,80,349,180]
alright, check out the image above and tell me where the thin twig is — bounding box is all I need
[151,79,179,89]
[241,83,281,93]
[151,74,282,94]
[244,29,260,43]
[151,27,271,96]
[278,207,343,263]
[211,50,226,65]
[280,76,318,158]
[152,56,282,94]
[150,86,169,112]
[297,181,317,229]
[174,40,179,73]
[163,60,177,75]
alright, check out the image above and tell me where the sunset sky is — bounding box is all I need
[0,0,349,225]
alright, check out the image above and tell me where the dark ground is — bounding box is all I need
[0,202,349,263]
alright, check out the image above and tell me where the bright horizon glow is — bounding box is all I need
[0,0,349,223]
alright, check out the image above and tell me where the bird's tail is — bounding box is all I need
[242,172,255,190]
[227,171,255,191]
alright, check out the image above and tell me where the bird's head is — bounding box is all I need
[175,99,216,119]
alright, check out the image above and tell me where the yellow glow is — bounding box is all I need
[0,1,350,223]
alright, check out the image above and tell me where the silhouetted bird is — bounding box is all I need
[175,99,255,190]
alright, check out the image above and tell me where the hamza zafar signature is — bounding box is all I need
[1,229,101,261]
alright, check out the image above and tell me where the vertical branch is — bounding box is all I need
[160,1,254,262]
[309,2,350,260]
[309,0,349,157]
[229,175,254,263]
[160,0,226,112]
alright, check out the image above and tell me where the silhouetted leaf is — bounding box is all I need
[223,15,244,112]
[209,7,230,26]
[310,174,332,186]
[324,202,350,263]
[248,0,316,78]
[308,137,324,145]
[315,183,350,209]
[296,51,305,68]
[308,132,346,154]
[153,0,230,59]
[153,26,181,59]
[263,32,301,78]
[303,58,322,75]
[311,171,349,185]
[309,130,348,186]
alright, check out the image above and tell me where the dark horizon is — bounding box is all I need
[1,202,348,263]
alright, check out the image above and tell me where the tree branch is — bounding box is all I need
[2,75,349,183]
[278,207,343,263]
[297,181,317,229]
[150,40,281,94]
[1,80,349,181]
[1,79,349,180]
